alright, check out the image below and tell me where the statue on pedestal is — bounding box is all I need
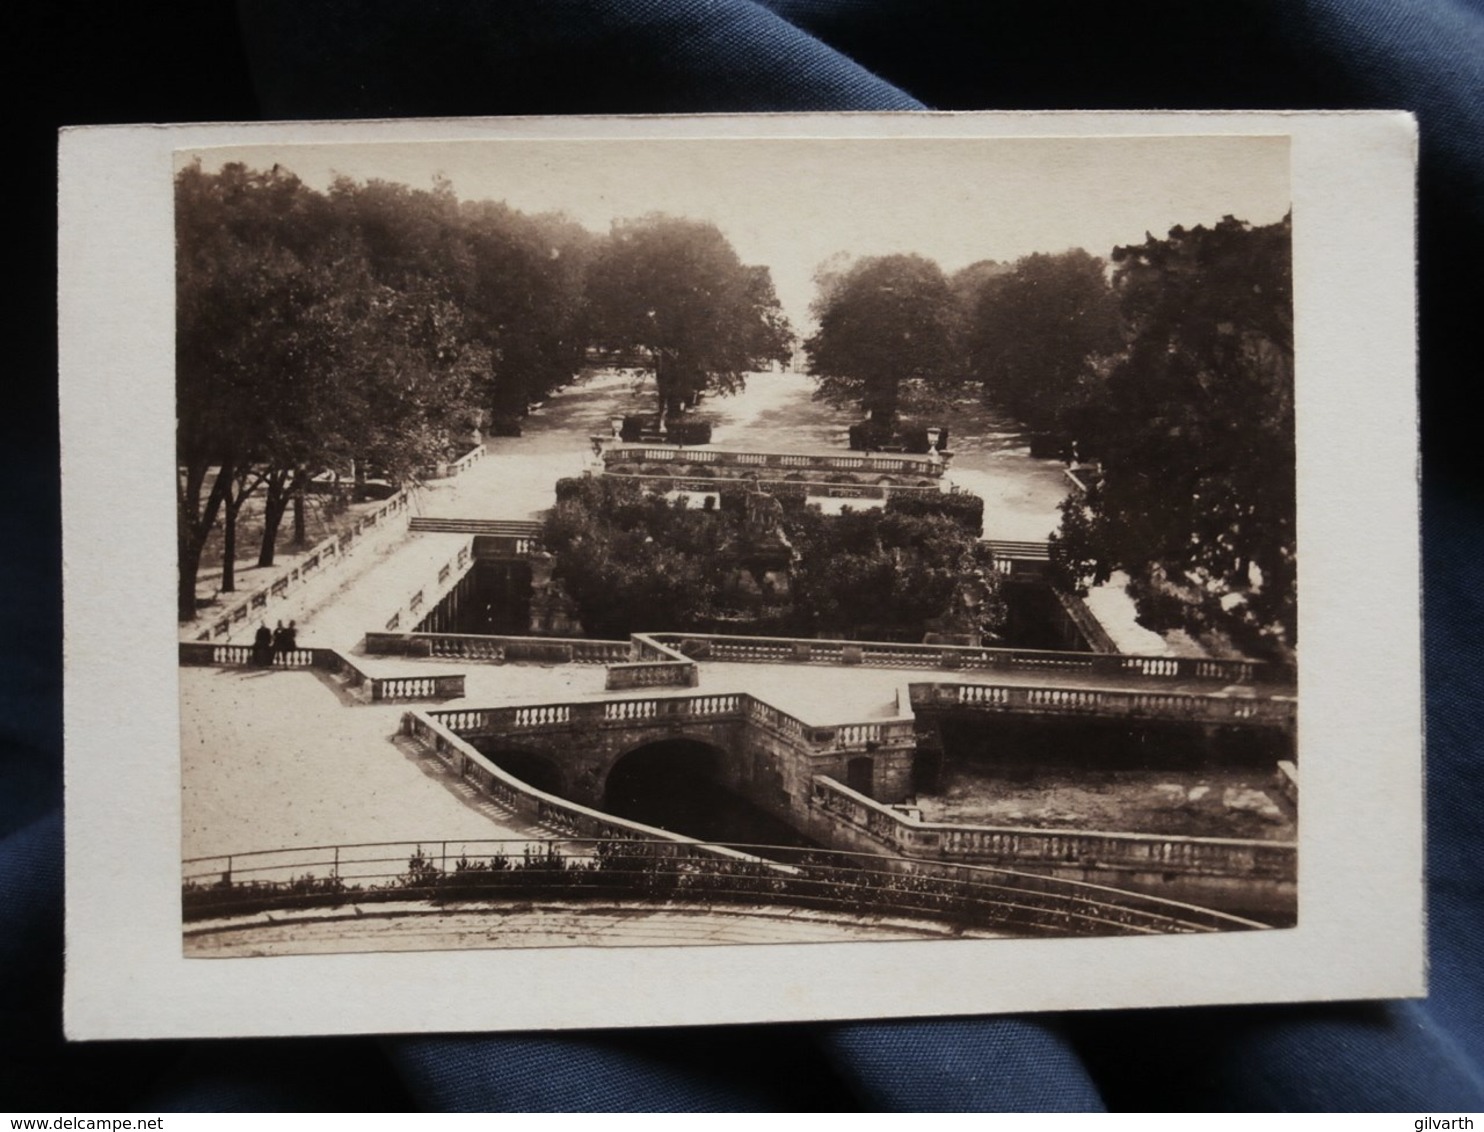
[741,473,792,554]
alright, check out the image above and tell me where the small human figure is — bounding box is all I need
[271,620,287,664]
[252,622,273,667]
[282,620,298,656]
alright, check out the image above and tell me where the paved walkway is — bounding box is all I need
[180,667,534,861]
[185,901,1002,956]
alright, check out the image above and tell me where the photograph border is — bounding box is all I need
[60,111,1421,1040]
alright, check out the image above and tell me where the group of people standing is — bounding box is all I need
[251,619,299,667]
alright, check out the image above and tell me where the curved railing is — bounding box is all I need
[181,837,1269,937]
[401,708,764,855]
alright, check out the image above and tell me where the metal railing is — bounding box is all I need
[182,835,1270,937]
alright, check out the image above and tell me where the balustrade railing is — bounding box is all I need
[195,491,412,642]
[912,681,1296,726]
[605,634,699,689]
[651,632,1292,686]
[178,641,463,703]
[428,689,907,759]
[601,445,946,478]
[401,711,758,857]
[364,632,630,665]
[603,473,938,499]
[605,662,696,690]
[420,443,487,480]
[179,642,318,668]
[810,777,1296,882]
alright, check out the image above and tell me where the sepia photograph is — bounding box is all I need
[172,131,1297,956]
[59,112,1421,1039]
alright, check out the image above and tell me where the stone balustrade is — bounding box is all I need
[430,690,908,760]
[419,443,487,480]
[912,681,1296,727]
[603,473,939,500]
[196,491,412,642]
[402,710,761,861]
[179,642,318,668]
[810,776,1296,882]
[364,631,631,665]
[605,633,699,689]
[601,445,947,479]
[178,641,463,703]
[605,662,697,690]
[652,632,1293,686]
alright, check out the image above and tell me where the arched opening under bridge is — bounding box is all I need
[602,738,816,850]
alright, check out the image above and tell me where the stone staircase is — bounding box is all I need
[409,517,544,538]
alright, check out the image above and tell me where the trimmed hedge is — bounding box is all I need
[847,419,950,453]
[885,491,985,535]
[620,414,714,445]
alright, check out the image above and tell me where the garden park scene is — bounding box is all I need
[175,146,1298,954]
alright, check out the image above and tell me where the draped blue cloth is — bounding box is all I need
[8,0,1484,1111]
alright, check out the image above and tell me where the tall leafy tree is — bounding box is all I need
[177,160,332,613]
[461,201,595,419]
[806,254,956,427]
[964,249,1120,437]
[176,162,485,617]
[585,215,793,423]
[1051,215,1295,652]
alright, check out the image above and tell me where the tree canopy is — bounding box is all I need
[1050,215,1296,654]
[963,248,1121,437]
[176,164,795,623]
[175,162,487,618]
[805,254,957,426]
[584,215,793,421]
[543,477,1003,641]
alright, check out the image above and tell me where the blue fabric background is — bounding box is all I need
[8,0,1483,1111]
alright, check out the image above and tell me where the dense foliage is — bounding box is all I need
[176,163,488,617]
[803,216,1295,656]
[1050,216,1295,654]
[962,249,1121,437]
[884,490,984,536]
[585,215,794,422]
[544,477,1003,640]
[806,254,957,426]
[176,163,791,621]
